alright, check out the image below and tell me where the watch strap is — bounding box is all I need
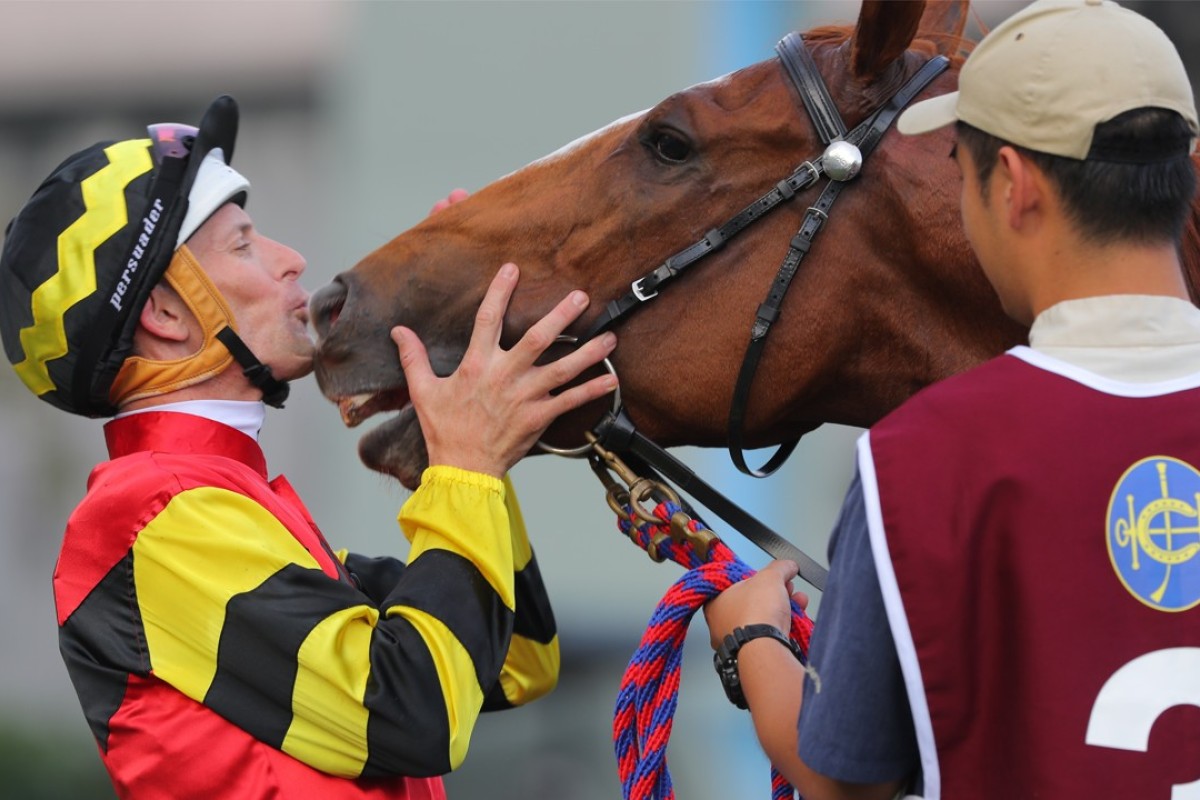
[713,624,803,710]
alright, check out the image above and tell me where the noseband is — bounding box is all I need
[573,34,948,586]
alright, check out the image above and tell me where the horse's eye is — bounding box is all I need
[650,129,692,164]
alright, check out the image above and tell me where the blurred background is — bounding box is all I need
[0,1,1194,798]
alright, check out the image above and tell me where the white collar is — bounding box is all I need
[1030,295,1200,350]
[1025,295,1200,384]
[115,399,266,441]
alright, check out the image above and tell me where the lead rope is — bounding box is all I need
[593,444,815,800]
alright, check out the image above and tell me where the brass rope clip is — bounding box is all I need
[668,510,717,561]
[585,432,718,562]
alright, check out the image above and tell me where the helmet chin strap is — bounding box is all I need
[214,327,289,408]
[109,245,289,409]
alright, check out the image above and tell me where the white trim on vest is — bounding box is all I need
[858,431,939,800]
[1008,346,1200,397]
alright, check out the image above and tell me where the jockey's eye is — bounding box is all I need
[649,129,692,164]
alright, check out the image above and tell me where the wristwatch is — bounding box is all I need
[713,624,804,710]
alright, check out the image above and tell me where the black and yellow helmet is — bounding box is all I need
[0,94,286,417]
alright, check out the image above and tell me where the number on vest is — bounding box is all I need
[1086,647,1200,799]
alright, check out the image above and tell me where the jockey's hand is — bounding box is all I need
[704,560,808,648]
[392,262,618,479]
[429,188,470,216]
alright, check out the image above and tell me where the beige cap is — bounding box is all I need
[897,0,1198,159]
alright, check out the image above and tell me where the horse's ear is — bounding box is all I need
[850,0,926,80]
[917,0,971,56]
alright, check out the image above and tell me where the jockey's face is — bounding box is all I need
[188,203,315,383]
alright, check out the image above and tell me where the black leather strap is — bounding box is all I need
[777,32,847,144]
[594,409,829,591]
[727,50,951,477]
[714,623,805,710]
[581,161,824,342]
[727,175,846,477]
[582,50,948,351]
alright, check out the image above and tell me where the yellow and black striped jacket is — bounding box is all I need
[54,411,558,799]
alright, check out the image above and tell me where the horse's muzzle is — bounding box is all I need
[309,279,347,341]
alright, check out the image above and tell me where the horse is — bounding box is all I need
[310,0,1200,492]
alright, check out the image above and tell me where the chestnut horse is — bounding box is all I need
[311,0,1200,491]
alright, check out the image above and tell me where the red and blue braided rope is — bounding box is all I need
[612,500,815,800]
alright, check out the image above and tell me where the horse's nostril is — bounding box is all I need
[310,280,348,339]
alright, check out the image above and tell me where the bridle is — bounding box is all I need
[553,33,949,588]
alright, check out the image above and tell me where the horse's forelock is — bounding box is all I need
[907,33,972,67]
[798,22,966,118]
[803,23,970,70]
[802,24,853,48]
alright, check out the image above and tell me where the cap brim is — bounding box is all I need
[193,95,239,166]
[897,91,960,136]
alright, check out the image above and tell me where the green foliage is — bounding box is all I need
[0,724,114,799]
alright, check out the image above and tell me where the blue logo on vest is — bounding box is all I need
[1107,456,1200,612]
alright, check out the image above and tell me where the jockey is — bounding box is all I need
[703,1,1200,798]
[0,94,617,799]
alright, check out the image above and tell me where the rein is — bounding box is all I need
[592,407,830,591]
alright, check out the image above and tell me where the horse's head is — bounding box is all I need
[312,0,1024,488]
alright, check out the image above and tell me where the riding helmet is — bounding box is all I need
[0,95,252,416]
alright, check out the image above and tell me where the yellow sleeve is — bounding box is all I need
[491,477,560,707]
[400,466,514,609]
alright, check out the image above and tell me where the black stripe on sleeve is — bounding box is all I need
[205,563,366,747]
[361,550,513,776]
[210,562,461,776]
[512,551,556,645]
[59,552,148,751]
[359,618,452,777]
[204,551,518,778]
[481,679,515,711]
[377,549,513,697]
[343,552,407,604]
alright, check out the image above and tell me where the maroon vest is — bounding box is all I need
[863,350,1200,799]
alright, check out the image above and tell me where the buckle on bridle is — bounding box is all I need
[631,275,659,302]
[797,160,820,182]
